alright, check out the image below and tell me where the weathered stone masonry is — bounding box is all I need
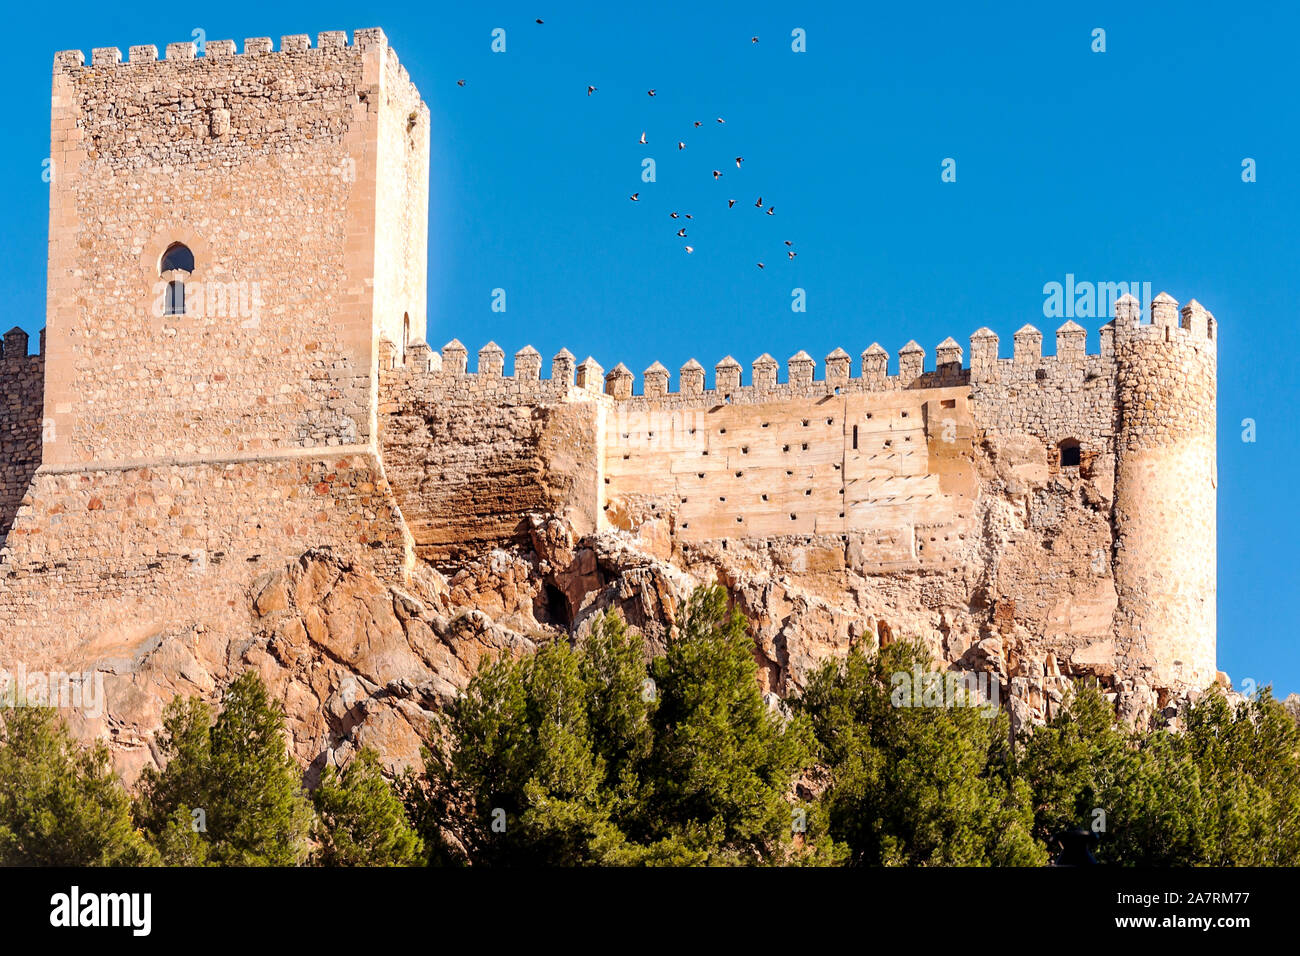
[378,295,1217,708]
[2,31,425,679]
[0,329,44,540]
[0,28,1218,762]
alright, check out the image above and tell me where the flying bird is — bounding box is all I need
[784,240,793,246]
[670,212,680,218]
[751,36,759,43]
[587,86,597,95]
[755,197,763,207]
[735,156,744,167]
[712,170,722,179]
[536,19,544,24]
[684,245,694,253]
[639,132,647,144]
[684,214,694,219]
[693,121,702,127]
[728,199,736,208]
[766,206,775,215]
[677,141,686,150]
[757,262,765,269]
[716,117,725,124]
[629,193,639,201]
[647,89,656,96]
[456,79,465,87]
[788,251,797,259]
[676,228,687,237]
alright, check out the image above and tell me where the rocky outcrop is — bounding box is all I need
[52,453,1205,781]
[67,550,537,783]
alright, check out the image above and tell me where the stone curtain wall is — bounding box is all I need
[602,386,977,560]
[0,452,412,665]
[44,30,421,467]
[381,294,1215,697]
[379,357,602,563]
[389,322,1115,562]
[0,330,44,539]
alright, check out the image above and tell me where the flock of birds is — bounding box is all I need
[457,23,797,269]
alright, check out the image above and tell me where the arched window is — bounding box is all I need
[160,242,195,274]
[160,242,195,317]
[1059,438,1081,468]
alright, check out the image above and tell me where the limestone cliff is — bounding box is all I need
[53,459,1199,783]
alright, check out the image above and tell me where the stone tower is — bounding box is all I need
[0,31,427,670]
[44,29,428,468]
[0,26,1222,761]
[1111,292,1217,693]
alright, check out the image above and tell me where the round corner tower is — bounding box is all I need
[1111,291,1217,693]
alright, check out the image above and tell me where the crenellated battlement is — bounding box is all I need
[0,327,44,366]
[3,23,1223,766]
[56,28,393,72]
[386,291,1214,403]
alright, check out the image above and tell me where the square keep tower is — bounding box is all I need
[44,28,429,468]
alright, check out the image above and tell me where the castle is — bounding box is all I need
[0,29,1218,767]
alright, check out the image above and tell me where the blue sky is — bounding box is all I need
[3,1,1295,695]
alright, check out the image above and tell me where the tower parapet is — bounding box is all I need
[400,312,1192,403]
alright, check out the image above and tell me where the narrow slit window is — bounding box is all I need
[164,280,185,316]
[159,242,195,317]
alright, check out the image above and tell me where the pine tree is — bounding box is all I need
[418,624,626,865]
[1017,682,1300,865]
[639,587,827,863]
[0,706,156,866]
[409,589,831,865]
[799,640,1045,866]
[312,748,423,866]
[135,671,313,865]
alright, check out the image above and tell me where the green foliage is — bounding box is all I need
[1176,688,1300,865]
[312,748,424,866]
[641,587,828,863]
[798,640,1045,866]
[1019,684,1300,865]
[0,706,156,866]
[152,806,211,867]
[410,587,831,866]
[4,600,1298,868]
[135,671,313,866]
[1018,683,1188,864]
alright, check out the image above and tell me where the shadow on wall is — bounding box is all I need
[0,327,45,543]
[0,452,41,542]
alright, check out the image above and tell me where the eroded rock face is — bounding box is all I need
[49,432,1194,781]
[64,550,537,783]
